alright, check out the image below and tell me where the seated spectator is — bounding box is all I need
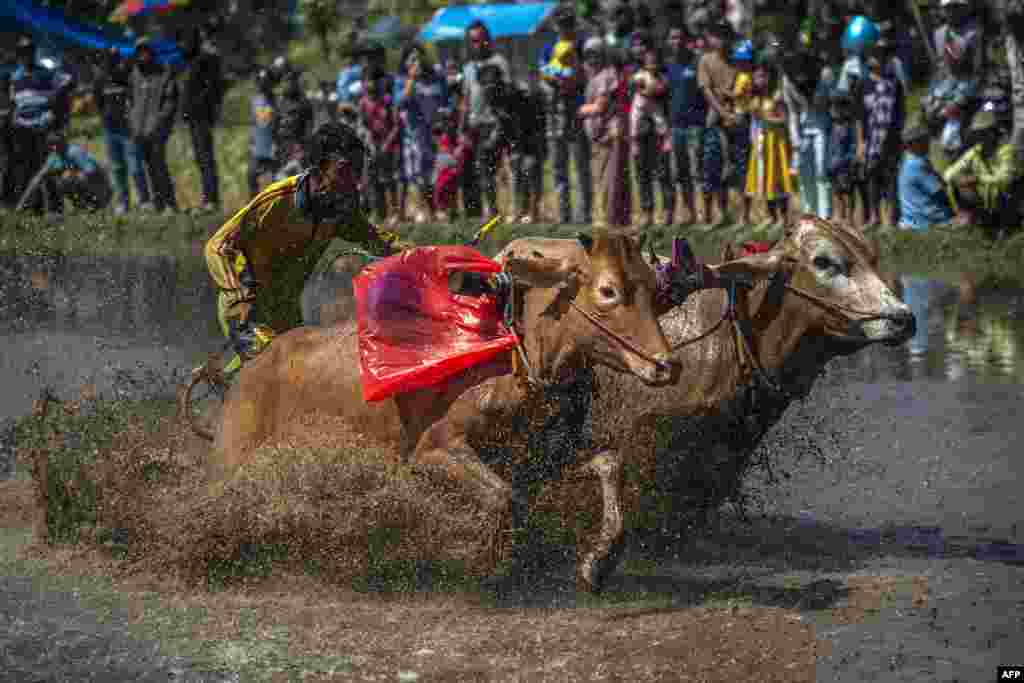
[33,133,113,212]
[942,109,1023,239]
[479,63,546,224]
[897,125,955,231]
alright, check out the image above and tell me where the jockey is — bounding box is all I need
[205,122,408,363]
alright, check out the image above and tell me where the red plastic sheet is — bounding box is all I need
[739,240,776,257]
[354,245,518,402]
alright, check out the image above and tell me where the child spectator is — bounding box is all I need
[729,39,755,225]
[247,68,280,198]
[631,41,673,227]
[828,93,864,224]
[358,69,401,224]
[745,58,793,227]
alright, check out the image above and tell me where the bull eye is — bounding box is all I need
[598,285,618,301]
[813,255,843,276]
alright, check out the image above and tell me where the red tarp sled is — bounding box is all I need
[354,245,518,402]
[739,240,776,257]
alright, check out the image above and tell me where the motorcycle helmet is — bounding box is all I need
[841,15,880,55]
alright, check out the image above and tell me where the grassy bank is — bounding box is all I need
[3,209,1024,289]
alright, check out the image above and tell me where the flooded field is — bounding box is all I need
[2,254,1023,682]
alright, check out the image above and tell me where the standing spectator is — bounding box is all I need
[359,68,401,223]
[630,40,673,227]
[896,125,954,231]
[697,21,742,226]
[180,26,224,213]
[942,109,1023,239]
[924,0,984,156]
[247,67,279,198]
[781,48,834,219]
[313,80,339,131]
[9,35,74,213]
[462,20,512,219]
[579,37,631,226]
[93,47,137,214]
[276,69,314,180]
[480,63,546,224]
[397,43,446,224]
[744,57,794,227]
[129,36,179,214]
[665,24,706,225]
[861,44,904,226]
[729,39,755,225]
[541,8,593,225]
[827,93,864,225]
[1007,14,1024,155]
[0,71,12,207]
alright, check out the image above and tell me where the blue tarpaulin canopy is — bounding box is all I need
[0,0,182,65]
[418,2,558,43]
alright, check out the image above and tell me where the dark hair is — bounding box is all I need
[478,63,505,87]
[307,122,367,168]
[466,20,492,43]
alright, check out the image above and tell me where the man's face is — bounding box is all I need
[705,32,722,51]
[468,28,490,59]
[667,29,684,57]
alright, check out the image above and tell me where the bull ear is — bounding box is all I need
[504,256,575,290]
[636,232,648,254]
[710,250,795,282]
[577,232,594,254]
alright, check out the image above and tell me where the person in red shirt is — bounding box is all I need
[358,69,401,224]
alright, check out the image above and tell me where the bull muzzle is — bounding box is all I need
[850,307,917,346]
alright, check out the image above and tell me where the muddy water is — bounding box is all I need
[2,256,1024,681]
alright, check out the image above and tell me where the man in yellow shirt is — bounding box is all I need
[205,122,406,362]
[942,107,1023,239]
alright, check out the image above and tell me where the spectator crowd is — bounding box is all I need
[2,0,1024,239]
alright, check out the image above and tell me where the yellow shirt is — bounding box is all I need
[205,173,401,292]
[942,142,1021,212]
[732,72,755,115]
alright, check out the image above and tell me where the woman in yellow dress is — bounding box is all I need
[745,58,796,227]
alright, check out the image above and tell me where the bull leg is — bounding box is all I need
[575,450,625,594]
[412,443,515,570]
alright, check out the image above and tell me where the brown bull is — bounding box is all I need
[210,230,677,571]
[497,216,916,592]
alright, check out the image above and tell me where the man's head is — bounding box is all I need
[940,0,971,26]
[466,20,493,61]
[16,36,35,68]
[705,21,733,52]
[666,26,688,59]
[554,6,576,39]
[46,132,67,156]
[582,37,605,74]
[902,125,931,156]
[134,37,155,67]
[630,31,652,65]
[969,110,1006,152]
[285,69,304,97]
[610,2,635,38]
[306,122,368,215]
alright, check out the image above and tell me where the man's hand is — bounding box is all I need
[958,174,978,188]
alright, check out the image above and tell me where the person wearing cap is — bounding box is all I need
[93,47,138,214]
[129,36,179,214]
[697,21,742,226]
[897,125,955,231]
[942,107,1022,237]
[34,133,113,212]
[542,7,593,225]
[9,35,75,213]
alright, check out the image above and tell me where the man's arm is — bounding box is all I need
[942,145,980,185]
[976,145,1021,187]
[157,76,180,134]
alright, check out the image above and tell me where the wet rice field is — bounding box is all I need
[1,254,1023,681]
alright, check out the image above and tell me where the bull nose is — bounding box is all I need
[648,352,680,385]
[886,307,917,344]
